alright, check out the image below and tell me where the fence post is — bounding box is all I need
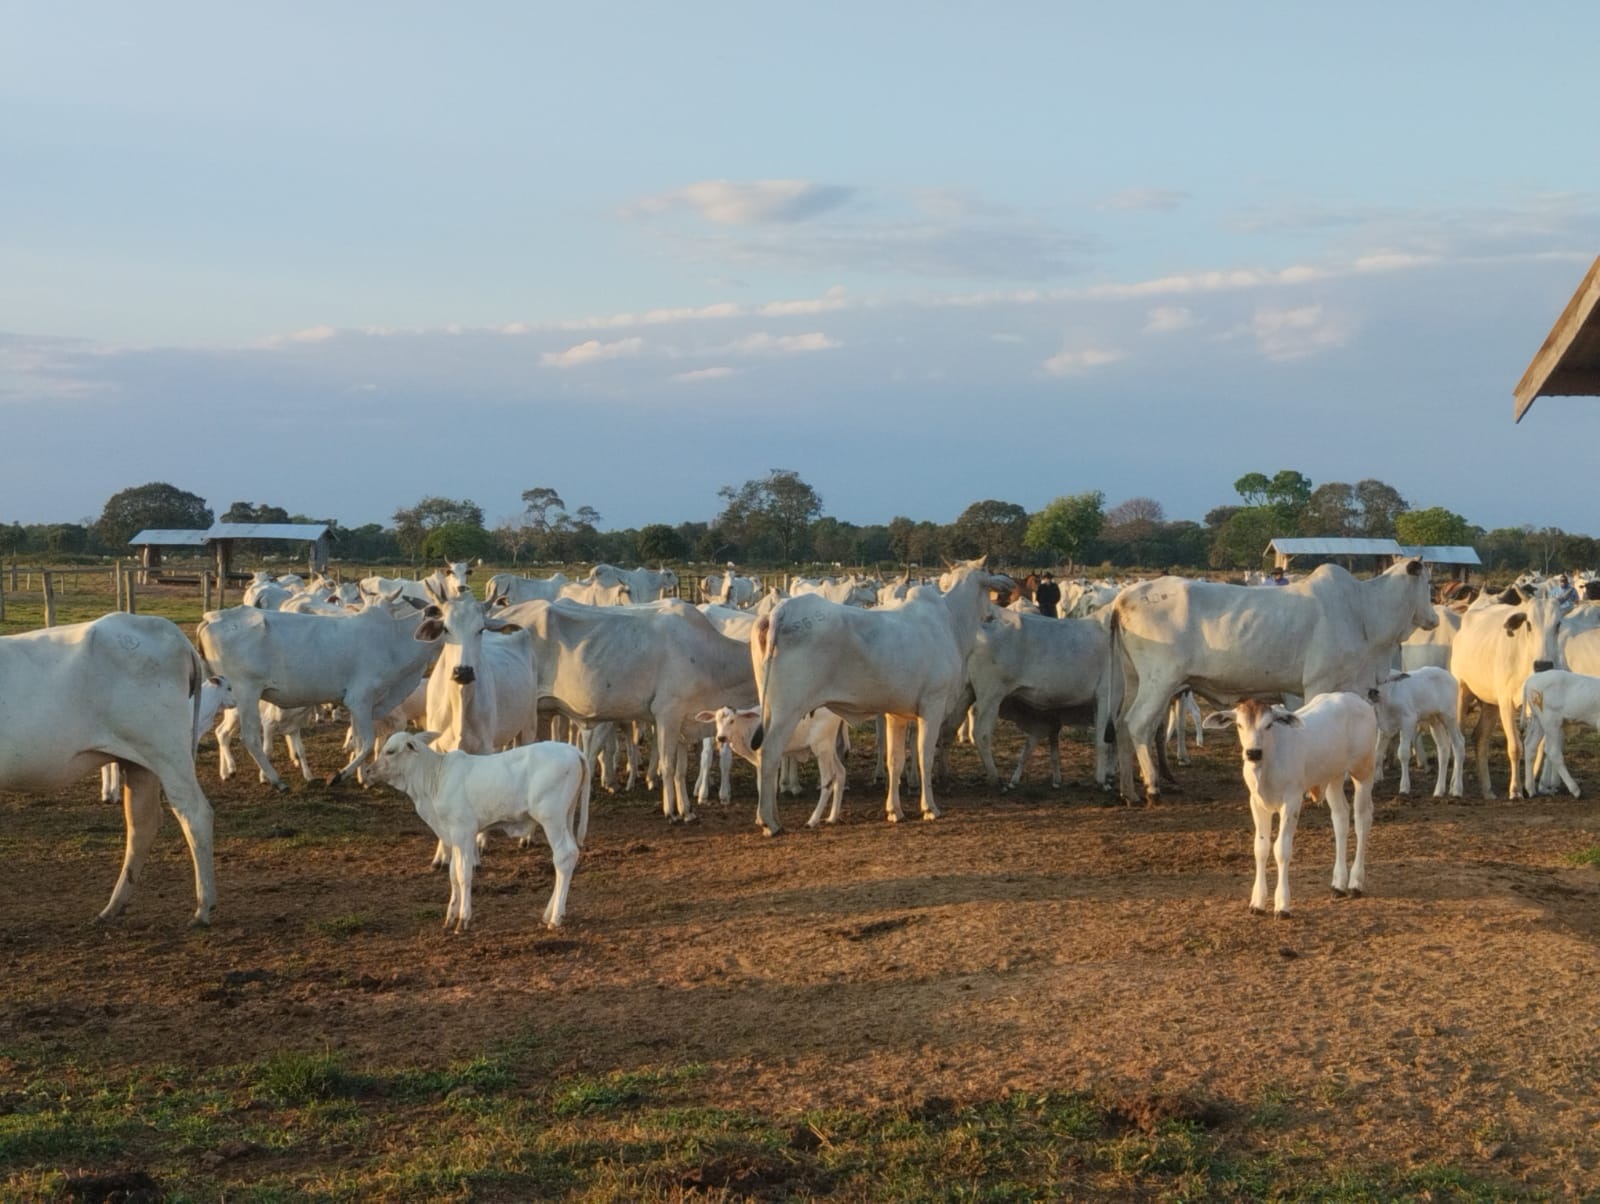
[123,564,137,614]
[0,574,5,621]
[202,571,213,612]
[42,571,56,628]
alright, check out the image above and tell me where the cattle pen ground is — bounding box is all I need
[4,711,1600,1201]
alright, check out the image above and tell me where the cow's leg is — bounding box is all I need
[1428,720,1451,798]
[1273,797,1302,918]
[1046,728,1064,788]
[882,714,910,822]
[100,765,166,923]
[1347,775,1374,896]
[236,693,288,791]
[1396,725,1414,795]
[655,723,693,822]
[718,742,733,805]
[1546,720,1580,797]
[1498,697,1526,799]
[1464,686,1495,798]
[694,737,712,806]
[1248,794,1274,915]
[1326,778,1352,896]
[1120,675,1178,803]
[972,693,1004,786]
[215,708,239,780]
[1166,696,1189,765]
[540,808,581,928]
[286,729,315,782]
[914,714,941,821]
[1008,731,1040,790]
[754,711,803,836]
[807,747,846,827]
[1446,717,1467,798]
[448,844,473,932]
[330,697,376,785]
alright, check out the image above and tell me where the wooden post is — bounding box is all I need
[42,571,56,628]
[202,571,213,612]
[123,564,137,614]
[0,574,5,621]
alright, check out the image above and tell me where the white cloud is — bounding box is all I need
[1043,345,1125,376]
[629,178,854,225]
[1144,306,1196,334]
[721,331,840,355]
[1249,305,1353,362]
[1100,187,1189,212]
[672,366,735,382]
[759,286,850,316]
[540,336,645,369]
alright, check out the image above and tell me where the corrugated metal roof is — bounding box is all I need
[1514,255,1600,421]
[1398,545,1482,566]
[1266,538,1404,556]
[129,528,211,546]
[207,523,330,541]
[128,522,329,546]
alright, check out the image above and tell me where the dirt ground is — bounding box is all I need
[4,720,1600,1194]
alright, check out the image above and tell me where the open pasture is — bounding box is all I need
[3,708,1600,1200]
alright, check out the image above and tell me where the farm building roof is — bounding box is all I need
[1265,538,1404,558]
[128,522,330,546]
[128,529,212,546]
[1398,545,1482,566]
[1514,254,1600,421]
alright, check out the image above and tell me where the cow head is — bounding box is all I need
[1203,697,1299,764]
[1503,595,1564,674]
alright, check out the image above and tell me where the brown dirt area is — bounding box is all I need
[4,722,1600,1193]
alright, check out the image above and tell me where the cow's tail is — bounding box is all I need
[186,641,209,755]
[750,609,780,751]
[1104,606,1122,747]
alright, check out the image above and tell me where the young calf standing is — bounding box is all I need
[368,733,588,932]
[1366,667,1466,797]
[1204,693,1378,918]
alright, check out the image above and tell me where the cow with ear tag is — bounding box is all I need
[1204,692,1378,919]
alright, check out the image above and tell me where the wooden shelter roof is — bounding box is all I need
[1513,255,1600,422]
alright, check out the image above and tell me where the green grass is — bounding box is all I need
[1570,845,1600,867]
[0,1047,1527,1202]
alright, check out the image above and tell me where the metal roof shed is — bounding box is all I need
[1513,255,1600,421]
[1265,537,1404,571]
[128,523,332,581]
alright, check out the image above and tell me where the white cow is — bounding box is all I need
[749,558,1011,834]
[494,598,758,827]
[196,597,445,788]
[694,704,848,826]
[368,733,587,931]
[1521,669,1600,798]
[1110,559,1435,803]
[959,607,1114,790]
[587,564,678,603]
[1398,604,1463,672]
[419,590,539,756]
[1366,667,1466,797]
[101,674,236,803]
[484,571,569,606]
[1204,693,1379,918]
[556,579,632,607]
[1450,593,1565,799]
[790,575,878,607]
[709,571,762,608]
[2,614,216,924]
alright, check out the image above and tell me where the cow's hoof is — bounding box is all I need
[1249,905,1268,916]
[1348,888,1363,899]
[1331,887,1348,898]
[1275,910,1292,920]
[761,826,783,838]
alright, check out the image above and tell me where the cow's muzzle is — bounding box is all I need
[451,665,477,685]
[1245,748,1264,763]
[1534,660,1555,674]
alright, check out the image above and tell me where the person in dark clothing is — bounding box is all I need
[1035,571,1062,618]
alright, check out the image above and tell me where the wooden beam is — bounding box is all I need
[1513,255,1600,422]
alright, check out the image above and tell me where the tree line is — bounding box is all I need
[2,470,1595,575]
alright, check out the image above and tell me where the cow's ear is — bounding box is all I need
[415,618,444,642]
[1504,612,1529,635]
[1367,687,1381,702]
[694,710,717,723]
[1201,709,1236,731]
[1406,559,1423,576]
[1274,711,1303,728]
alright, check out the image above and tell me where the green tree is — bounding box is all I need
[392,496,485,561]
[1025,491,1104,570]
[948,500,1029,563]
[1394,507,1475,549]
[634,523,684,563]
[1209,507,1280,570]
[715,469,824,563]
[1353,479,1408,538]
[420,522,498,562]
[96,482,213,548]
[520,487,566,533]
[1102,497,1165,567]
[221,501,291,525]
[1301,482,1357,537]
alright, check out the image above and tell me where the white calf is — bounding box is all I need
[368,732,589,932]
[1366,668,1466,798]
[216,701,322,783]
[694,705,848,826]
[1521,669,1600,797]
[1204,693,1379,918]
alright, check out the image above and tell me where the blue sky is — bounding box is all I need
[4,2,1599,537]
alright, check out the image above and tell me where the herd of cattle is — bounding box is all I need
[4,554,1599,930]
